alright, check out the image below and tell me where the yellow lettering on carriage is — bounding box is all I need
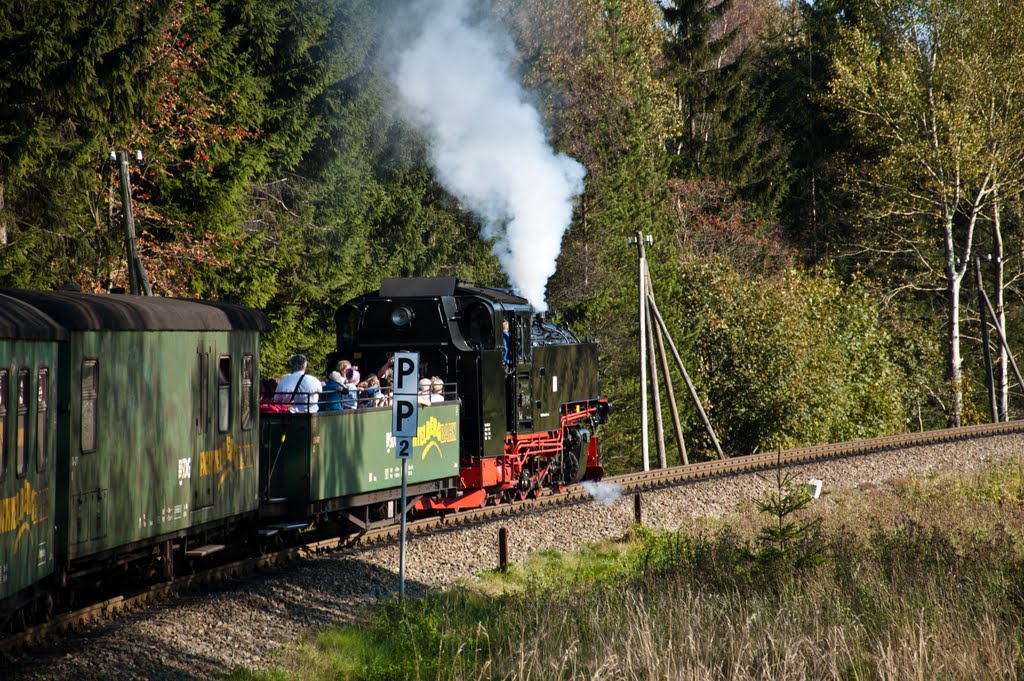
[412,417,457,448]
[411,417,457,460]
[198,436,255,480]
[0,480,49,535]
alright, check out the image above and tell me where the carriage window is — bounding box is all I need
[16,370,28,477]
[36,368,49,472]
[241,355,254,431]
[81,360,98,453]
[0,369,7,480]
[218,356,231,433]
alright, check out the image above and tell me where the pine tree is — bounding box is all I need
[662,0,790,217]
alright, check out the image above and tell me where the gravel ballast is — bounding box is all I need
[6,434,1024,680]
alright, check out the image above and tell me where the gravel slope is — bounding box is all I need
[6,433,1023,680]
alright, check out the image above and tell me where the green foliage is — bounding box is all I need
[750,460,825,577]
[0,0,171,287]
[759,0,874,260]
[662,0,791,218]
[823,0,1024,425]
[1,0,988,456]
[679,259,914,455]
[898,459,1024,505]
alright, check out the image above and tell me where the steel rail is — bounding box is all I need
[5,419,1024,657]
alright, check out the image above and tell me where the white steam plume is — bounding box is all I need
[390,0,585,310]
[581,481,623,507]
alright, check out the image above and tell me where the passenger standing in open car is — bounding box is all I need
[320,371,345,411]
[342,366,360,409]
[274,354,322,413]
[361,374,383,407]
[378,354,394,385]
[430,376,445,403]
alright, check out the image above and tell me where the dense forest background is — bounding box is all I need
[2,0,1022,472]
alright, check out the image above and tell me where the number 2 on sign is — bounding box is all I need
[397,437,411,460]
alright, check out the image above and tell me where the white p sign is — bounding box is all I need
[392,352,420,451]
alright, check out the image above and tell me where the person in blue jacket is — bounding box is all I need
[320,371,345,412]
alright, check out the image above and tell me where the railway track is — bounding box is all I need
[5,419,1024,659]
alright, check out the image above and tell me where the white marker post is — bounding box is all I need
[391,351,419,604]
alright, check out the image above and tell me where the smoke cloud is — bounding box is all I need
[389,0,586,310]
[581,480,623,507]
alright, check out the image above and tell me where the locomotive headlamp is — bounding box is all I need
[390,305,414,328]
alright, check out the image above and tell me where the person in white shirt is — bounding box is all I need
[429,376,445,403]
[274,354,322,413]
[417,377,432,406]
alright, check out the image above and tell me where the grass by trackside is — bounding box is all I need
[228,460,1024,680]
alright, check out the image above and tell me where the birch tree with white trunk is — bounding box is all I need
[827,0,1024,426]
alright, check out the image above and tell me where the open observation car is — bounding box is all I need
[334,277,609,510]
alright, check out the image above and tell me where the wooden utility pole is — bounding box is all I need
[648,276,688,465]
[630,231,652,471]
[113,150,152,296]
[648,295,725,459]
[643,259,667,468]
[979,287,1024,395]
[975,257,997,422]
[630,235,723,464]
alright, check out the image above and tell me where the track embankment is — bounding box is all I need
[5,422,1024,680]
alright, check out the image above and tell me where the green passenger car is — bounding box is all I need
[0,294,63,625]
[260,402,460,525]
[2,291,270,572]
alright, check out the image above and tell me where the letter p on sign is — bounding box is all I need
[394,352,419,396]
[393,396,417,439]
[392,352,419,446]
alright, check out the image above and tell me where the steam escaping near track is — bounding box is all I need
[582,480,623,507]
[389,0,586,310]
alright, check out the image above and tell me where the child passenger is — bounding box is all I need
[342,367,360,409]
[361,374,384,407]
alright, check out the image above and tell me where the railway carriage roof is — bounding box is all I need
[0,294,68,340]
[0,290,271,332]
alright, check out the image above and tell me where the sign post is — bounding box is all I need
[391,351,419,604]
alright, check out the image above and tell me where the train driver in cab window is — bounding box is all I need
[502,320,511,365]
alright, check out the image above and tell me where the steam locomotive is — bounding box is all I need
[334,277,609,510]
[0,278,608,630]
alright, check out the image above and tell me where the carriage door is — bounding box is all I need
[192,344,215,510]
[512,314,534,433]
